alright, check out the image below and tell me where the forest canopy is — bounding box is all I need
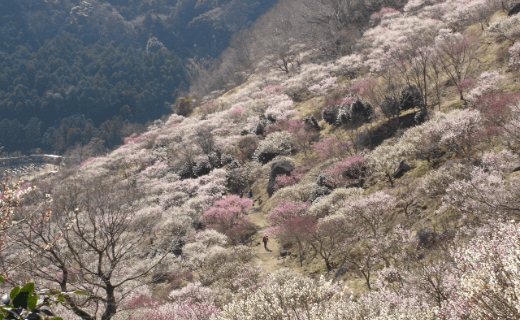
[0,0,278,154]
[0,33,187,153]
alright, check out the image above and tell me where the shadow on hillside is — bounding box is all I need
[352,110,424,150]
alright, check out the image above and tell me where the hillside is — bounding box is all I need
[0,0,277,58]
[0,0,277,155]
[3,0,520,319]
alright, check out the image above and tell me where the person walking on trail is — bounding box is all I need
[262,234,269,249]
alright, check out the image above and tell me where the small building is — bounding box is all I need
[0,154,64,167]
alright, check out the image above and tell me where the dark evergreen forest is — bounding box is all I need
[0,0,277,154]
[0,33,186,153]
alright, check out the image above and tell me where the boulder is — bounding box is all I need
[1,294,9,306]
[267,114,277,123]
[471,159,483,168]
[308,174,335,203]
[344,164,365,180]
[192,220,204,230]
[346,179,364,189]
[280,244,290,257]
[208,151,222,168]
[416,227,436,248]
[308,185,332,203]
[414,109,427,124]
[193,157,212,177]
[355,130,371,148]
[220,153,234,166]
[267,161,294,197]
[444,160,455,167]
[310,195,326,205]
[509,2,520,16]
[303,115,322,131]
[317,173,335,189]
[322,105,339,125]
[252,122,265,135]
[333,259,348,280]
[392,160,411,178]
[511,161,520,173]
[168,240,185,256]
[178,161,195,180]
[226,160,241,171]
[256,152,280,165]
[244,114,277,136]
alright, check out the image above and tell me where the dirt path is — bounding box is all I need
[247,205,283,273]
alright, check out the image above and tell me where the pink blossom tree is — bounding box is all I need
[202,195,254,245]
[266,201,313,266]
[310,137,353,163]
[473,92,520,146]
[349,77,380,107]
[273,164,307,190]
[327,154,366,185]
[132,282,220,320]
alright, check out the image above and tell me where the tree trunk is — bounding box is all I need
[101,284,117,320]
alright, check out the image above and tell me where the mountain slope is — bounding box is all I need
[4,0,520,319]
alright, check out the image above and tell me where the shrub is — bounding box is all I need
[219,270,350,320]
[340,100,373,127]
[321,105,339,125]
[379,95,400,119]
[399,84,423,111]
